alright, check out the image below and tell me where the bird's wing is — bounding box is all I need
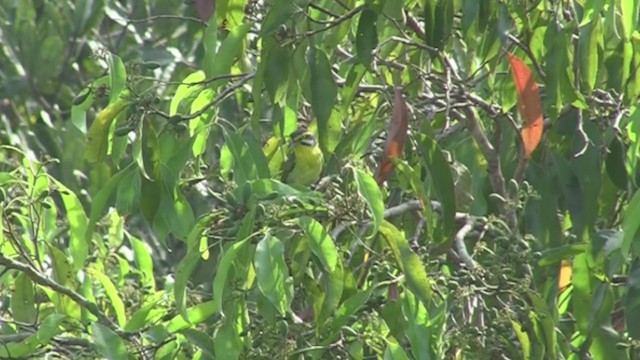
[281,145,296,183]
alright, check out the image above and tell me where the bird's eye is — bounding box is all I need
[299,134,316,147]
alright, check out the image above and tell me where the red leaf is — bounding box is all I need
[375,89,409,185]
[507,52,544,159]
[195,0,215,22]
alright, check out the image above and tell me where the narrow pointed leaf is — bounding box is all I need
[375,89,409,185]
[507,52,544,158]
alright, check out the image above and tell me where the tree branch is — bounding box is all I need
[453,217,476,270]
[454,107,517,230]
[0,254,132,338]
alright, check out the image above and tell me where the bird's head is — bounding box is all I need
[290,129,317,148]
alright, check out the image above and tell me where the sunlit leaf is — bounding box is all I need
[297,216,338,273]
[89,268,127,327]
[85,94,130,163]
[165,301,218,333]
[379,221,432,306]
[622,190,640,257]
[92,323,127,360]
[354,169,384,235]
[254,234,293,315]
[107,53,126,101]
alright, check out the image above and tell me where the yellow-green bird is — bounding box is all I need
[281,129,324,187]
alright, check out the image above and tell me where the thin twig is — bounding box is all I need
[454,107,517,230]
[298,5,364,38]
[150,72,255,121]
[405,11,425,39]
[506,34,546,81]
[308,3,340,17]
[127,15,207,27]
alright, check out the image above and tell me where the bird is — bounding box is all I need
[281,129,324,187]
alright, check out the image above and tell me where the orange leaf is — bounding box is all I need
[558,259,572,293]
[374,89,409,185]
[507,52,544,159]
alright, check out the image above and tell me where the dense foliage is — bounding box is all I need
[1,0,640,359]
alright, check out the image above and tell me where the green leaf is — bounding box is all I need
[356,7,378,69]
[461,0,479,33]
[11,272,36,323]
[580,0,606,26]
[572,252,592,334]
[35,313,66,344]
[115,167,141,215]
[261,0,295,35]
[202,12,219,78]
[89,268,127,327]
[86,163,136,243]
[354,169,384,235]
[214,321,243,360]
[538,243,588,266]
[606,136,628,190]
[623,189,640,257]
[511,320,531,360]
[0,313,66,358]
[419,135,456,240]
[341,64,367,114]
[620,0,639,39]
[401,291,436,360]
[264,42,291,103]
[526,290,557,359]
[165,300,218,333]
[318,259,344,322]
[169,71,205,116]
[180,329,215,358]
[307,46,338,153]
[218,0,247,26]
[579,18,602,92]
[108,53,126,102]
[297,216,338,273]
[224,131,255,184]
[625,281,640,339]
[129,234,155,290]
[125,292,166,331]
[92,322,127,360]
[208,23,252,81]
[379,221,432,306]
[213,228,253,315]
[384,341,411,360]
[244,133,271,179]
[189,88,216,157]
[175,249,204,323]
[50,177,88,270]
[173,214,213,321]
[254,234,294,315]
[423,0,454,50]
[328,286,375,337]
[48,245,74,286]
[590,325,627,359]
